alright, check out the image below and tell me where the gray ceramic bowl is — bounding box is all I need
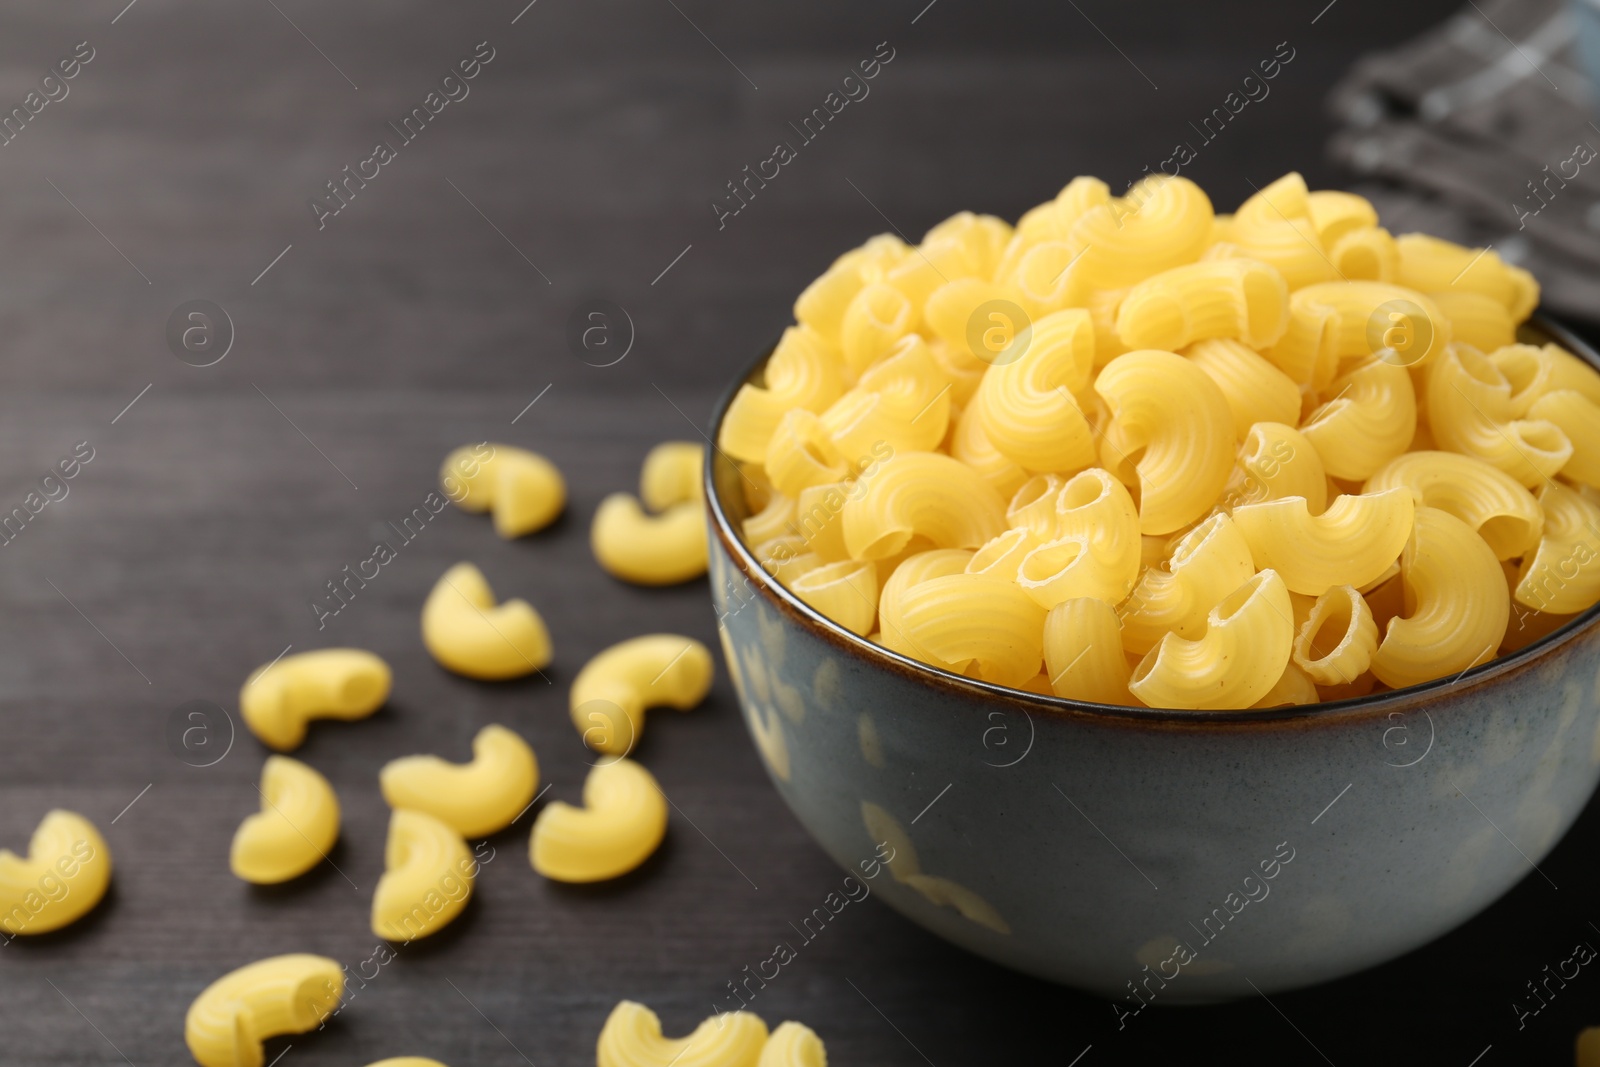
[704,315,1600,1003]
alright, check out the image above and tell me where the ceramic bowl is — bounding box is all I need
[703,315,1600,1002]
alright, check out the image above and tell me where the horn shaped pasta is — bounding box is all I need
[765,410,849,499]
[1488,343,1559,416]
[757,1021,828,1067]
[1232,489,1415,595]
[1094,350,1235,535]
[1516,482,1600,614]
[951,405,1029,501]
[841,452,1006,560]
[719,326,844,463]
[820,336,951,458]
[1119,513,1256,654]
[240,649,392,751]
[889,573,1045,686]
[0,810,111,935]
[924,278,1030,373]
[1293,585,1379,686]
[793,234,907,344]
[1305,190,1379,245]
[877,548,973,668]
[1252,661,1321,708]
[1129,569,1295,709]
[923,211,1013,276]
[1228,174,1339,291]
[592,495,709,585]
[531,758,667,882]
[439,443,565,538]
[1364,450,1543,560]
[570,635,715,756]
[371,809,475,942]
[1300,357,1417,481]
[184,954,343,1067]
[1327,225,1398,281]
[1115,258,1289,351]
[1427,290,1514,353]
[1015,469,1141,607]
[1061,174,1215,289]
[839,281,918,377]
[1044,598,1135,704]
[596,1001,769,1067]
[421,562,552,679]
[640,441,705,511]
[974,308,1097,472]
[1426,344,1571,488]
[1219,422,1327,513]
[1528,389,1600,488]
[1269,282,1449,388]
[1371,507,1510,689]
[1185,338,1302,437]
[230,757,339,885]
[379,725,538,838]
[791,560,879,636]
[1395,232,1538,322]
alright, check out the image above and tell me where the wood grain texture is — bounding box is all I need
[1,0,1595,1064]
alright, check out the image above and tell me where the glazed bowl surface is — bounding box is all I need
[704,315,1600,1001]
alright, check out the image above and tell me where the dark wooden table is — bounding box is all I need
[3,1,1594,1063]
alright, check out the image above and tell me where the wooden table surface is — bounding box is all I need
[2,1,1596,1063]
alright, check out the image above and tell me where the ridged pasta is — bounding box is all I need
[1300,357,1417,481]
[1371,507,1509,688]
[1185,338,1302,438]
[1229,174,1340,291]
[1395,232,1538,323]
[1094,350,1235,534]
[841,452,1007,560]
[718,326,844,463]
[596,1001,768,1067]
[1062,175,1215,289]
[1328,226,1398,281]
[1428,290,1515,353]
[1128,570,1295,709]
[1044,598,1134,704]
[1232,489,1415,595]
[1364,450,1543,560]
[1119,512,1256,654]
[1528,389,1600,488]
[1015,469,1142,607]
[951,400,1028,497]
[891,573,1045,686]
[840,281,918,378]
[1516,482,1600,614]
[877,548,973,666]
[794,234,907,345]
[924,210,1014,279]
[974,308,1097,472]
[1269,281,1449,388]
[765,409,848,499]
[1293,585,1378,685]
[1252,661,1321,708]
[1305,190,1379,246]
[1219,422,1328,513]
[822,335,952,458]
[791,560,878,635]
[1114,258,1289,351]
[1426,344,1571,488]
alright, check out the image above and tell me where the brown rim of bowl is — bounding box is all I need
[702,312,1600,728]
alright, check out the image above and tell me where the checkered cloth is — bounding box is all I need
[1328,0,1600,318]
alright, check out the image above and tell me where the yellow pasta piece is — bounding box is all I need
[1305,189,1379,246]
[924,211,1014,278]
[1543,343,1600,406]
[1114,257,1289,351]
[440,443,565,538]
[1427,290,1514,353]
[1119,512,1256,654]
[1044,598,1134,704]
[1364,450,1542,560]
[1062,174,1215,289]
[821,336,951,457]
[757,1021,828,1067]
[885,240,974,310]
[1094,350,1235,534]
[1327,226,1398,281]
[379,725,538,838]
[1395,232,1538,322]
[839,281,918,378]
[1371,507,1509,689]
[531,758,667,883]
[1516,482,1600,614]
[793,235,906,344]
[967,527,1043,581]
[973,308,1097,472]
[1004,240,1093,317]
[1016,469,1142,607]
[765,409,849,498]
[596,1001,768,1067]
[841,451,1006,560]
[421,562,552,679]
[1005,473,1067,538]
[0,810,111,936]
[877,548,972,665]
[240,649,392,752]
[951,400,1028,497]
[923,278,1029,362]
[892,573,1045,686]
[1486,343,1558,416]
[570,635,714,757]
[1129,569,1295,710]
[1426,344,1571,488]
[1268,281,1449,388]
[592,495,709,585]
[1232,489,1414,595]
[185,954,343,1067]
[1228,174,1340,291]
[791,560,878,635]
[231,757,339,885]
[719,326,845,463]
[789,481,854,561]
[640,441,705,511]
[365,1060,450,1067]
[1252,662,1321,708]
[372,809,474,942]
[1185,338,1301,438]
[1300,357,1417,481]
[1219,422,1327,513]
[1293,585,1379,686]
[1528,389,1600,488]
[743,493,796,545]
[927,338,987,406]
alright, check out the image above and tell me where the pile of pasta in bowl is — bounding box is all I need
[717,171,1600,711]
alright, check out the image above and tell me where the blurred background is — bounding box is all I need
[2,0,1599,1063]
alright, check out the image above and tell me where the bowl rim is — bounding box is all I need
[703,312,1600,728]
